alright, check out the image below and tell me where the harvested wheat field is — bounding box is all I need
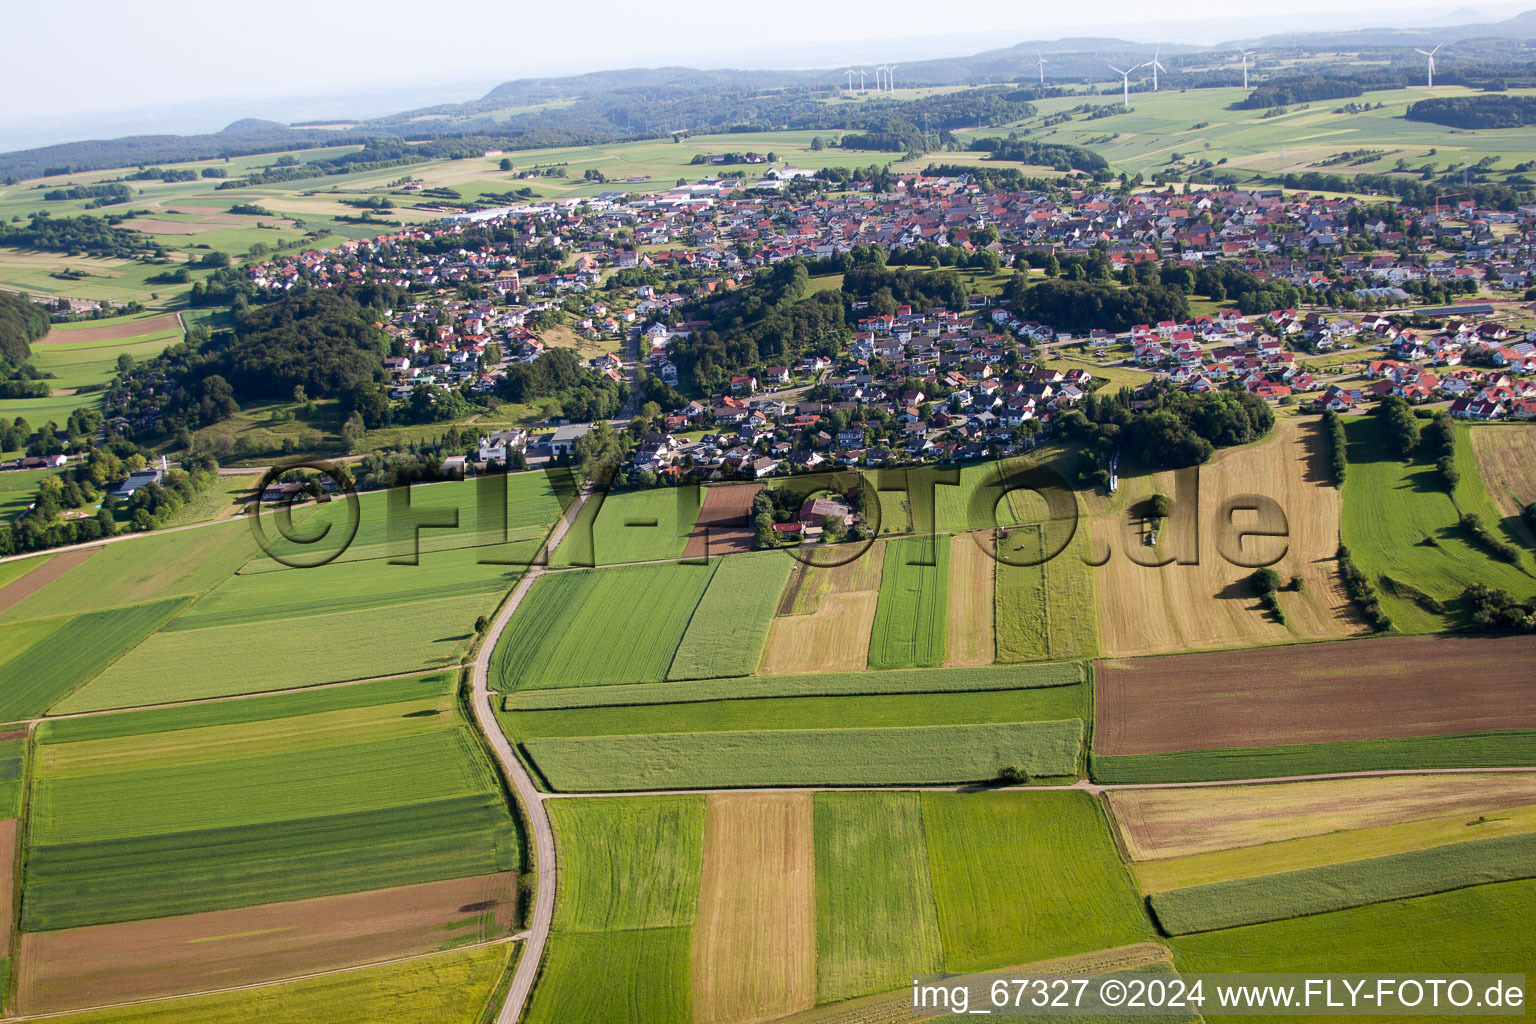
[38,313,181,345]
[761,544,884,675]
[946,532,994,667]
[13,871,519,1014]
[692,792,816,1024]
[1470,424,1536,520]
[682,484,762,559]
[0,548,95,616]
[1095,634,1536,756]
[1094,420,1364,657]
[1109,774,1536,861]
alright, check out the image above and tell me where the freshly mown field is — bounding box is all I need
[1095,420,1359,656]
[995,524,1098,662]
[1173,878,1536,997]
[504,659,1085,710]
[814,793,944,1002]
[1151,832,1536,935]
[666,552,794,680]
[528,796,703,1024]
[523,720,1082,791]
[493,561,713,690]
[1092,635,1536,780]
[1469,423,1536,526]
[23,675,518,930]
[922,791,1152,972]
[553,485,699,567]
[27,942,513,1024]
[0,597,187,719]
[1341,415,1534,632]
[867,535,949,669]
[760,546,885,675]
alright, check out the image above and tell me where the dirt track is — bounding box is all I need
[1095,634,1536,755]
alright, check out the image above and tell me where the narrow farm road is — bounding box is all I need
[469,487,590,1024]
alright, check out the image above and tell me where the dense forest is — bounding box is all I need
[1007,277,1189,333]
[970,137,1109,172]
[1232,76,1365,109]
[0,213,155,258]
[0,291,50,364]
[1061,387,1275,477]
[1406,94,1536,129]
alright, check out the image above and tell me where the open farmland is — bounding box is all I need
[682,483,761,559]
[1341,415,1534,632]
[1108,774,1536,862]
[504,658,1085,710]
[994,525,1098,662]
[692,793,816,1024]
[1172,878,1536,992]
[14,872,519,1013]
[0,468,63,522]
[1469,424,1536,524]
[554,485,700,566]
[527,796,702,1024]
[523,720,1082,791]
[760,545,884,675]
[867,535,949,669]
[493,561,713,690]
[667,551,794,680]
[814,793,944,1002]
[922,791,1152,972]
[22,673,519,932]
[30,321,182,391]
[1151,832,1536,935]
[1094,420,1361,657]
[1093,635,1536,781]
[945,533,995,667]
[26,943,514,1024]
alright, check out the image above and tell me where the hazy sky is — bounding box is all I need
[1,0,1518,149]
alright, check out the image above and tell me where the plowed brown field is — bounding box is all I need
[682,484,762,558]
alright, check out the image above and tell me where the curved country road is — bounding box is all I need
[468,488,589,1024]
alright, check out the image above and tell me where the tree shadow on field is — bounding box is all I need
[435,633,473,644]
[403,708,442,718]
[1296,420,1331,485]
[1214,579,1256,603]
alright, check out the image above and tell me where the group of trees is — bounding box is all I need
[1322,409,1348,484]
[1234,76,1364,109]
[1460,584,1536,633]
[0,212,154,258]
[1407,95,1536,130]
[0,292,53,399]
[496,348,627,423]
[1060,387,1275,480]
[970,137,1108,172]
[1008,277,1189,334]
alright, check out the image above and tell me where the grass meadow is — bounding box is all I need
[994,525,1098,662]
[553,486,699,567]
[0,468,62,521]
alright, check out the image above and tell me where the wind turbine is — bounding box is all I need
[1415,43,1443,87]
[858,67,867,94]
[1149,46,1166,91]
[1035,52,1048,85]
[1240,49,1255,90]
[844,68,856,93]
[886,65,898,91]
[1108,62,1145,110]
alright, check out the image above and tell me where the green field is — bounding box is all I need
[922,791,1153,973]
[665,552,794,681]
[1151,833,1536,935]
[505,659,1085,710]
[23,680,518,929]
[0,468,61,521]
[492,561,714,690]
[867,535,950,669]
[522,720,1082,791]
[506,685,1088,740]
[814,793,944,1001]
[35,943,512,1024]
[554,486,699,567]
[0,597,188,719]
[527,797,702,1024]
[1091,730,1536,783]
[1173,879,1536,1018]
[29,326,181,391]
[1340,415,1534,632]
[0,735,26,817]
